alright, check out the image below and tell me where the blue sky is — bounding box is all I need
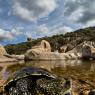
[0,0,95,45]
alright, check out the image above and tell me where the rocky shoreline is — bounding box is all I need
[0,40,95,94]
[1,40,95,62]
[25,40,95,61]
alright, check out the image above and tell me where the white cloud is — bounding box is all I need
[37,25,49,34]
[0,29,13,40]
[83,20,95,28]
[54,26,73,34]
[0,28,23,41]
[25,32,32,38]
[13,0,57,22]
[23,24,49,38]
[63,0,95,27]
[35,24,73,37]
[36,24,49,37]
[68,7,84,22]
[11,28,23,36]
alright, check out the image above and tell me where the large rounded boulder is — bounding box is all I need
[25,40,52,60]
[32,40,51,52]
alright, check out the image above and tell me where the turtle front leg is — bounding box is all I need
[9,87,18,95]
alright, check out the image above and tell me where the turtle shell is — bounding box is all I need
[4,67,56,92]
[13,67,56,80]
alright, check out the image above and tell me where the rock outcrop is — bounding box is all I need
[0,45,7,56]
[60,44,74,53]
[0,56,17,63]
[82,42,95,59]
[25,40,52,60]
[60,45,68,53]
[68,41,95,53]
[25,40,95,61]
[32,40,51,52]
[25,52,82,61]
[67,41,95,59]
[4,54,25,60]
[0,45,18,62]
[25,40,82,61]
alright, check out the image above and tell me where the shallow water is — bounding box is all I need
[0,59,95,94]
[4,60,95,81]
[0,60,95,87]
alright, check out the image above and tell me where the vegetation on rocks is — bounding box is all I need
[5,27,95,54]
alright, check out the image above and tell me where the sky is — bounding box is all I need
[0,0,95,45]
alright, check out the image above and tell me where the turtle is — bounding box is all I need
[4,67,72,95]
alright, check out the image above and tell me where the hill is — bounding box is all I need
[5,27,95,54]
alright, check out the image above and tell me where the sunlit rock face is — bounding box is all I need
[0,45,18,62]
[60,45,68,53]
[0,45,7,56]
[31,40,51,52]
[25,40,52,60]
[67,41,95,59]
[67,41,95,53]
[25,40,82,60]
[25,40,95,60]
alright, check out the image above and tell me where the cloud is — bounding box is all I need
[13,0,57,22]
[11,28,23,36]
[0,29,13,40]
[23,24,49,38]
[35,24,73,37]
[83,20,95,28]
[63,0,95,27]
[36,24,49,36]
[25,32,33,38]
[0,28,23,41]
[68,7,84,22]
[54,26,73,34]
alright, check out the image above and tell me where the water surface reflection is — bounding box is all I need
[1,60,95,83]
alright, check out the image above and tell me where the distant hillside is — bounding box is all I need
[5,27,95,54]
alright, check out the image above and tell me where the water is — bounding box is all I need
[0,60,95,87]
[0,60,95,93]
[4,60,95,82]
